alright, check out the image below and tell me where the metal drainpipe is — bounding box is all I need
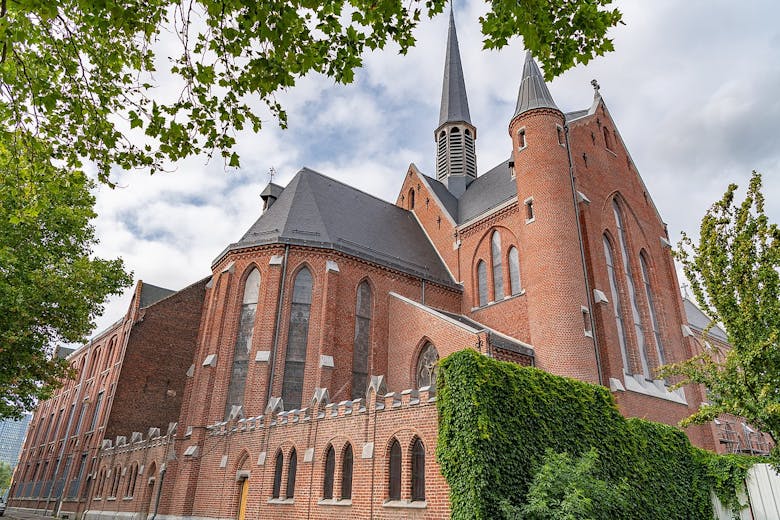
[421,279,426,305]
[266,245,290,405]
[564,124,604,386]
[149,466,166,520]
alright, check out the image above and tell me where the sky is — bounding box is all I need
[87,0,780,337]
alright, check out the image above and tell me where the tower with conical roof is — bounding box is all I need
[509,51,600,384]
[435,7,476,198]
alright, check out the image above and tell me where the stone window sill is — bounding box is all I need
[267,498,294,505]
[318,498,352,506]
[471,290,525,312]
[106,497,116,501]
[610,374,687,405]
[383,499,427,509]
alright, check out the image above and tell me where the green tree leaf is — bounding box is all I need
[0,134,132,420]
[0,0,622,181]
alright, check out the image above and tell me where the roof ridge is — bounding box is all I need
[299,166,410,212]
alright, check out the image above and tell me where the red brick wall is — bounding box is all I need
[88,387,448,520]
[181,246,461,435]
[105,278,207,441]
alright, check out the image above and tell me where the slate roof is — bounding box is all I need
[217,168,456,287]
[513,52,559,118]
[422,158,517,224]
[139,283,176,309]
[683,298,729,343]
[438,8,471,126]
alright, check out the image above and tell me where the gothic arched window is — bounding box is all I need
[282,267,313,410]
[416,343,439,388]
[508,246,521,295]
[411,438,425,501]
[341,443,353,500]
[388,439,401,500]
[323,445,335,499]
[604,235,629,373]
[225,268,260,418]
[286,449,298,498]
[352,281,372,399]
[408,188,415,209]
[477,260,488,307]
[272,451,283,499]
[613,199,649,377]
[491,231,504,300]
[640,252,665,366]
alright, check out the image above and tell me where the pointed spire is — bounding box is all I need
[438,6,471,126]
[513,52,559,118]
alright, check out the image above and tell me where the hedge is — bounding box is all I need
[436,349,755,519]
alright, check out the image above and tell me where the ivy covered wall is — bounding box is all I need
[436,349,753,519]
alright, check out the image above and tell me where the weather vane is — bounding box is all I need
[268,166,276,183]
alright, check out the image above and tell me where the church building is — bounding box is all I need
[11,9,728,520]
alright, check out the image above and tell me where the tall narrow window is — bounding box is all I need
[282,267,313,410]
[75,401,87,435]
[604,236,629,373]
[110,465,121,497]
[477,261,488,307]
[286,449,297,498]
[125,463,138,497]
[408,189,415,210]
[614,200,650,378]
[272,452,283,499]
[225,268,261,418]
[388,439,401,500]
[95,468,105,497]
[411,438,425,501]
[525,198,535,222]
[323,445,335,499]
[89,348,101,378]
[603,127,612,150]
[491,231,504,300]
[89,392,104,431]
[517,128,526,149]
[104,337,116,371]
[416,343,439,388]
[640,253,666,367]
[352,281,372,399]
[508,247,521,295]
[341,444,353,500]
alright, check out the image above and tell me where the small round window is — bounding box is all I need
[416,343,439,388]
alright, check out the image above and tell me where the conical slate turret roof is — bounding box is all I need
[438,8,471,126]
[513,51,559,118]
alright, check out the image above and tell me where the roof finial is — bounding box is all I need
[591,78,601,100]
[268,166,276,183]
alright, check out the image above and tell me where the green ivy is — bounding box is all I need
[436,350,758,519]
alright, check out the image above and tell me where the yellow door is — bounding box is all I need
[237,479,249,520]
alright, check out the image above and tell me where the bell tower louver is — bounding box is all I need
[435,7,476,198]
